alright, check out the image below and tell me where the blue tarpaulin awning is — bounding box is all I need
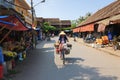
[0,16,8,19]
[0,15,15,26]
[0,20,15,26]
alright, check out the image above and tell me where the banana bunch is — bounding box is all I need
[3,51,17,57]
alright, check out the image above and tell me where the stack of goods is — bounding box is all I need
[102,36,109,45]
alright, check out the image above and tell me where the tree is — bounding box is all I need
[42,22,56,32]
[84,12,92,19]
[71,20,77,28]
[76,16,85,25]
[70,12,92,31]
[75,12,92,26]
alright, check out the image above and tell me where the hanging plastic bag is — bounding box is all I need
[18,52,23,61]
[0,47,4,64]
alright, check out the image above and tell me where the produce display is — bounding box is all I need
[3,51,17,57]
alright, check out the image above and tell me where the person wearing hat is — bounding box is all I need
[58,31,69,44]
[58,31,69,59]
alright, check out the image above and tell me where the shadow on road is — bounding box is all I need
[12,38,117,80]
[65,57,84,64]
[54,54,117,79]
[58,63,117,80]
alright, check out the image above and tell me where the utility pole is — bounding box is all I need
[31,0,34,25]
[30,0,45,48]
[31,0,45,26]
[31,0,36,48]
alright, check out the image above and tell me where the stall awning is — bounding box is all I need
[80,24,94,32]
[0,16,9,18]
[73,27,80,33]
[0,15,28,31]
[97,23,106,32]
[73,24,94,33]
[0,20,15,26]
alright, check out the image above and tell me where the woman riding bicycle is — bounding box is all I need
[58,31,69,60]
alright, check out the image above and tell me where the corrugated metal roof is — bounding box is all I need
[78,0,120,27]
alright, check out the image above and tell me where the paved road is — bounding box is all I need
[12,37,120,80]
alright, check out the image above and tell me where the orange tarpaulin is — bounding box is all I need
[73,27,80,33]
[80,24,94,32]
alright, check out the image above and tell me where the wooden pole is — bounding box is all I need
[0,26,6,31]
[0,30,12,43]
[0,25,15,43]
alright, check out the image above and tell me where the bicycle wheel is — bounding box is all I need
[61,49,65,64]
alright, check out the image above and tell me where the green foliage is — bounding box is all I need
[71,12,92,27]
[49,26,56,31]
[76,16,85,24]
[71,20,77,28]
[42,22,56,32]
[63,27,72,30]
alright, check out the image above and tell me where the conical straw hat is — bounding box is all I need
[59,31,66,35]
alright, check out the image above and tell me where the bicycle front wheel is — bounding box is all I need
[61,49,65,64]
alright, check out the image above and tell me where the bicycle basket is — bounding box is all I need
[65,49,70,55]
[54,43,59,48]
[67,43,72,48]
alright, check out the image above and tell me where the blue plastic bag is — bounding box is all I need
[0,47,4,64]
[18,52,23,61]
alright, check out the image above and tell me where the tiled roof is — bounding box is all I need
[78,0,120,26]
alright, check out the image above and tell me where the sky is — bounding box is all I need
[26,0,115,20]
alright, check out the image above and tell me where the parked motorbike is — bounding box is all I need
[84,37,96,43]
[113,42,120,51]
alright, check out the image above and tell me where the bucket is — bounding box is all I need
[0,64,3,79]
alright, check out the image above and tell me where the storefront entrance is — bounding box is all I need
[105,23,120,37]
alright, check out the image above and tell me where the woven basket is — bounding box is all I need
[54,43,59,48]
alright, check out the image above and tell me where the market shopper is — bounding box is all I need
[108,31,113,41]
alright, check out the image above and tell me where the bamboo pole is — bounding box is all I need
[0,30,12,43]
[0,25,14,43]
[0,25,6,31]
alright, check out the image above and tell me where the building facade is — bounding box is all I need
[37,17,71,29]
[73,0,120,37]
[0,0,36,29]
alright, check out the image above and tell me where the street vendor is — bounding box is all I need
[57,31,69,59]
[58,31,69,44]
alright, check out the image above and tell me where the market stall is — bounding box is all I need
[0,15,31,77]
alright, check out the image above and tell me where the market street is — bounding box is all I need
[12,37,120,80]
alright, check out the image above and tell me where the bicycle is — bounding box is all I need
[54,42,72,65]
[59,43,71,64]
[59,43,65,64]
